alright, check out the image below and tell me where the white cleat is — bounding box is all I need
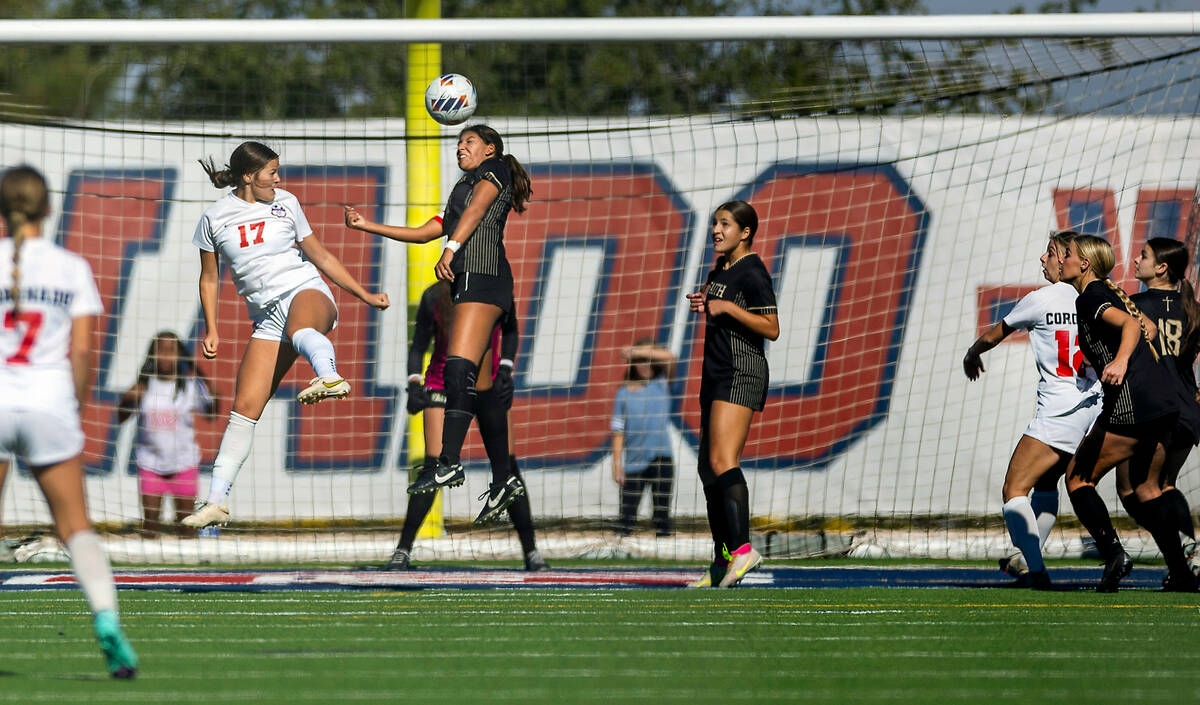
[1184,540,1200,578]
[298,376,351,405]
[718,545,763,588]
[180,503,230,529]
[999,551,1029,579]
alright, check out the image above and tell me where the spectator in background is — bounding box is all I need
[118,331,218,537]
[610,341,677,536]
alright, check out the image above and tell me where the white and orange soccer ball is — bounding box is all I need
[425,73,477,126]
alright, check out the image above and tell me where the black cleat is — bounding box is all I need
[474,475,526,526]
[524,549,550,572]
[1162,571,1199,593]
[385,547,411,571]
[407,462,464,495]
[1027,570,1052,591]
[1097,550,1133,593]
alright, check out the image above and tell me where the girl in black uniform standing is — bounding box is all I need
[344,124,532,514]
[1059,235,1180,592]
[1123,237,1200,588]
[685,201,779,588]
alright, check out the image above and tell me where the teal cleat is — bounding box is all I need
[94,610,138,679]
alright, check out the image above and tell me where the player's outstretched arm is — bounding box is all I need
[344,206,443,244]
[298,235,390,310]
[963,321,1015,381]
[198,249,220,359]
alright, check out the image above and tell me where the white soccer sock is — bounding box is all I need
[1002,496,1045,573]
[1031,489,1059,548]
[291,327,338,379]
[65,530,117,615]
[206,412,258,505]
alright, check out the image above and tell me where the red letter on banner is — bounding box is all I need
[500,164,691,467]
[58,169,175,474]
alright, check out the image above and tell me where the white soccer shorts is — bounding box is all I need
[248,278,337,343]
[0,406,85,467]
[1023,395,1102,454]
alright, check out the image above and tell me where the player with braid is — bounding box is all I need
[1122,237,1200,588]
[685,201,779,588]
[1059,234,1184,592]
[379,280,545,571]
[963,230,1101,588]
[0,166,137,677]
[182,141,390,529]
[342,124,532,517]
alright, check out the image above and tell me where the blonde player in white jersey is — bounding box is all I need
[182,141,389,529]
[962,230,1101,588]
[0,166,137,677]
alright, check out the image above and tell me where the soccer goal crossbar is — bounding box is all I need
[0,13,1195,44]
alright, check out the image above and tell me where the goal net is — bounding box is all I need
[0,16,1198,564]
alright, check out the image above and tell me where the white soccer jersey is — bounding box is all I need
[192,188,321,311]
[135,376,213,475]
[0,238,103,411]
[1003,282,1100,416]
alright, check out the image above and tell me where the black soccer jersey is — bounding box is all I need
[442,156,514,280]
[1132,288,1200,442]
[1075,280,1177,426]
[700,252,778,409]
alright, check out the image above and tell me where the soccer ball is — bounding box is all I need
[425,73,477,126]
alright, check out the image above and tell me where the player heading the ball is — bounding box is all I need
[182,141,389,530]
[345,124,531,517]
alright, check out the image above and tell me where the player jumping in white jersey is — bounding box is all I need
[182,141,389,529]
[0,166,138,677]
[963,230,1101,588]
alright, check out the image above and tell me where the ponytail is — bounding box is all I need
[8,211,26,313]
[1179,279,1200,368]
[503,154,532,214]
[1103,278,1159,361]
[199,157,239,189]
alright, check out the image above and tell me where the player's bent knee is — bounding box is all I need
[444,356,479,399]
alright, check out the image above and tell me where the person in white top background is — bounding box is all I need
[963,230,1102,588]
[182,141,390,529]
[118,331,218,537]
[0,165,137,677]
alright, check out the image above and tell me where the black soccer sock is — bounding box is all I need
[398,457,438,552]
[703,483,731,564]
[1119,493,1147,526]
[1140,495,1192,576]
[505,457,538,555]
[1068,485,1123,559]
[440,356,478,466]
[474,387,512,484]
[1161,488,1196,540]
[717,467,751,551]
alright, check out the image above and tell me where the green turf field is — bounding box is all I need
[1,588,1198,704]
